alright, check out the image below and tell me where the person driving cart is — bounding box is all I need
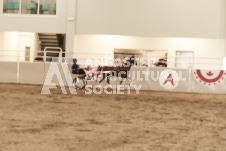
[72,59,85,74]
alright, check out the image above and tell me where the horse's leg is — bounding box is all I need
[106,73,111,84]
[99,73,105,83]
[92,74,98,85]
[119,72,127,85]
[120,79,124,85]
[93,73,99,85]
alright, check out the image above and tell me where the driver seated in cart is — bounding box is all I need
[72,58,85,75]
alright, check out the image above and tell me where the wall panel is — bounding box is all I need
[19,62,45,84]
[1,61,226,95]
[148,68,190,93]
[76,0,225,39]
[0,62,17,83]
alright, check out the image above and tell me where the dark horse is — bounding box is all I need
[97,56,137,84]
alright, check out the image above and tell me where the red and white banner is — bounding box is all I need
[193,69,226,86]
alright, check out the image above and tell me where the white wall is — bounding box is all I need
[1,32,20,61]
[0,32,3,50]
[76,0,225,39]
[0,0,68,33]
[0,32,40,62]
[74,34,224,69]
[18,32,34,62]
[0,32,3,61]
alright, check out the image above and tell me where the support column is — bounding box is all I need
[225,0,226,57]
[65,0,77,62]
[224,0,226,69]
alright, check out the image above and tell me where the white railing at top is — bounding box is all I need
[43,47,62,63]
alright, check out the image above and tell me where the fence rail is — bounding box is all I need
[0,49,225,69]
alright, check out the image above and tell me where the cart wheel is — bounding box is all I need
[73,77,87,89]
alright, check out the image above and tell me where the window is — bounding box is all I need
[176,51,194,68]
[39,0,56,15]
[3,0,20,14]
[114,49,168,67]
[114,49,143,66]
[3,0,56,15]
[22,0,38,14]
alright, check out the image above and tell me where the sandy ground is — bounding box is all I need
[0,83,226,151]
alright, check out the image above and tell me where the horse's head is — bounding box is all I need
[124,56,137,67]
[129,56,137,66]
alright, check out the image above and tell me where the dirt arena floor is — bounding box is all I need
[1,83,226,151]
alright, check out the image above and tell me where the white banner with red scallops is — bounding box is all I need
[190,69,226,94]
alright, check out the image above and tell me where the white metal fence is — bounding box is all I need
[1,62,226,94]
[0,49,225,69]
[0,49,226,94]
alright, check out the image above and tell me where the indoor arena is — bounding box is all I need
[1,0,226,150]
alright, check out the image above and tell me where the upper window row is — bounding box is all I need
[3,0,56,15]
